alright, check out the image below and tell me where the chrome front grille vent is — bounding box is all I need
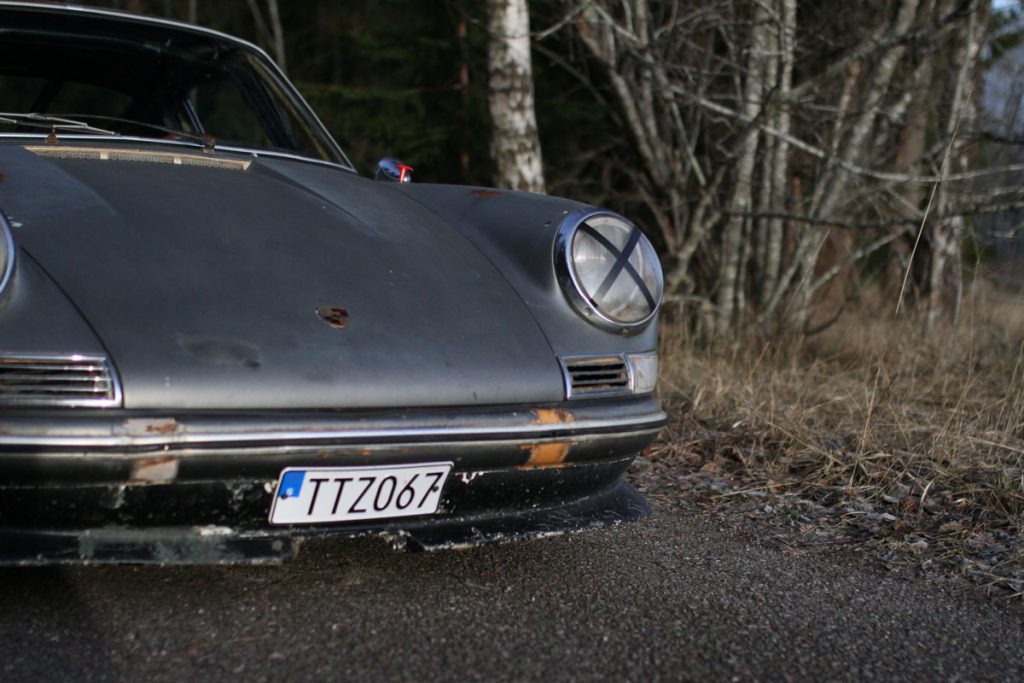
[561,355,631,398]
[0,354,121,407]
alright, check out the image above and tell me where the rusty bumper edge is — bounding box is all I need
[0,480,651,565]
[0,397,666,450]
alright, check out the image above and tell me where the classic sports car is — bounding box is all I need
[0,2,665,564]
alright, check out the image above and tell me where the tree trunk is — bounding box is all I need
[266,0,286,74]
[245,0,287,74]
[764,0,796,300]
[717,3,770,332]
[927,0,985,330]
[487,0,545,193]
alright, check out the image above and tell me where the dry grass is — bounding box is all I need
[651,282,1024,592]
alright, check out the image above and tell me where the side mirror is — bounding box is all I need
[374,157,414,183]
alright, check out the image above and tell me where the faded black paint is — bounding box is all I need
[0,3,664,564]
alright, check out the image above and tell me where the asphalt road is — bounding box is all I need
[2,493,1022,682]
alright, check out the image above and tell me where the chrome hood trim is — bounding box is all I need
[25,145,252,171]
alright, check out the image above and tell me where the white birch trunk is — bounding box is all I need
[717,4,770,331]
[927,0,985,329]
[487,0,546,193]
[764,0,795,299]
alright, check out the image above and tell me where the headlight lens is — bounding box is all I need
[556,211,663,332]
[0,213,13,297]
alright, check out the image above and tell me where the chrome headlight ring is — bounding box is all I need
[554,209,663,334]
[0,211,14,299]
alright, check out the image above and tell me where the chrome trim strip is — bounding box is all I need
[0,410,666,449]
[1,135,355,174]
[553,209,663,335]
[0,211,14,298]
[258,62,354,170]
[1,134,202,150]
[0,353,123,408]
[216,145,352,171]
[24,145,252,170]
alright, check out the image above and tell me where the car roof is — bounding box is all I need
[0,1,265,56]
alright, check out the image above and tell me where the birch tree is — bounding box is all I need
[487,0,546,193]
[926,1,987,329]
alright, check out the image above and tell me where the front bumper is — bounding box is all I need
[0,397,665,564]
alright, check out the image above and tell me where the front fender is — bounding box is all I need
[391,183,659,356]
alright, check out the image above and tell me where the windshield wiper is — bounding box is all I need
[0,112,118,136]
[0,113,215,150]
[49,114,214,149]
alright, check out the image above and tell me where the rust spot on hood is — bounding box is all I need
[532,408,574,425]
[316,306,349,330]
[471,189,502,199]
[522,442,570,467]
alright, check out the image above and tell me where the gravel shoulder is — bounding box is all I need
[2,479,1022,683]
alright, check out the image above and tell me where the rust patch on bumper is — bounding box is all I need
[522,442,570,467]
[124,418,179,435]
[129,457,180,483]
[532,408,574,425]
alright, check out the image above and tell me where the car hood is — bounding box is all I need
[0,144,564,409]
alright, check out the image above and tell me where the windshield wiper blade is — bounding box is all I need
[49,114,214,148]
[0,112,118,136]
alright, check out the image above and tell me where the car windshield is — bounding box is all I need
[0,22,347,166]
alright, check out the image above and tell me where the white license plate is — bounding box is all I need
[268,462,452,525]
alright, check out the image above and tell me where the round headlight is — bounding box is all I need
[555,210,663,333]
[0,212,13,297]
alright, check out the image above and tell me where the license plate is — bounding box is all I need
[268,462,452,525]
